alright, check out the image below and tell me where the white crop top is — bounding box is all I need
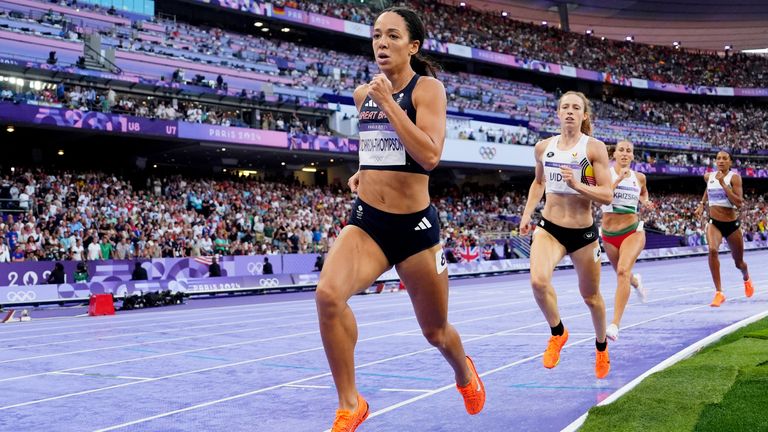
[707,171,736,209]
[601,168,641,214]
[542,134,595,195]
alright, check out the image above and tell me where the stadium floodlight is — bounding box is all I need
[57,149,64,156]
[625,35,634,42]
[281,162,286,166]
[459,2,466,7]
[261,28,269,32]
[254,22,263,27]
[281,27,290,33]
[725,45,732,51]
[6,125,14,133]
[673,41,680,47]
[302,167,318,173]
[585,29,593,35]
[542,20,548,25]
[502,11,508,17]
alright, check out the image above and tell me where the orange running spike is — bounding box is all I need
[457,356,486,415]
[543,328,569,368]
[710,291,726,307]
[330,394,369,432]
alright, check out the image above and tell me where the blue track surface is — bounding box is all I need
[1,251,766,431]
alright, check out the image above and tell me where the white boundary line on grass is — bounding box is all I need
[560,305,768,432]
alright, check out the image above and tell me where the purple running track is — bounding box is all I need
[0,251,765,431]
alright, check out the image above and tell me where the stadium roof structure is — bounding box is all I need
[458,0,768,52]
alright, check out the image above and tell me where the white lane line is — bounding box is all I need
[3,275,747,425]
[500,332,597,337]
[0,299,318,334]
[50,372,151,381]
[359,284,768,429]
[379,388,432,394]
[0,292,518,363]
[0,296,547,385]
[282,384,331,390]
[1,267,688,339]
[86,311,592,432]
[0,281,513,339]
[4,264,676,335]
[1,291,501,350]
[0,297,577,411]
[0,287,434,337]
[84,289,712,431]
[281,384,431,394]
[348,298,739,429]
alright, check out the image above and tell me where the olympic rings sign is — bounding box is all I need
[478,146,497,160]
[258,278,281,288]
[6,290,37,302]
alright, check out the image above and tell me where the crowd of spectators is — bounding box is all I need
[0,169,765,264]
[0,1,765,269]
[286,0,768,88]
[598,97,768,153]
[4,76,768,165]
[2,2,767,155]
[0,82,330,135]
[0,170,348,263]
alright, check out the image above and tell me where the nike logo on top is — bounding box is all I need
[414,217,433,231]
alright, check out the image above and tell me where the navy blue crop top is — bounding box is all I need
[357,74,430,175]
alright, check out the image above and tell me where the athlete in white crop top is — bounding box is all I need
[600,141,650,341]
[519,91,613,379]
[694,150,754,307]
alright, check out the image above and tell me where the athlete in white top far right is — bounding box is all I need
[694,150,754,307]
[600,140,649,341]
